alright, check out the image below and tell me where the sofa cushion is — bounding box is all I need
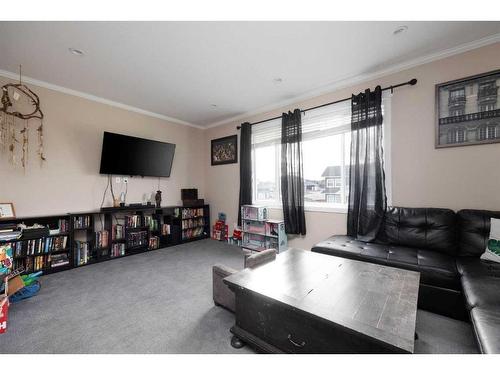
[312,235,459,290]
[461,275,500,310]
[470,308,500,354]
[376,207,457,256]
[457,209,500,257]
[456,257,500,277]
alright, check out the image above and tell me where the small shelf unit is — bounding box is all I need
[240,205,287,253]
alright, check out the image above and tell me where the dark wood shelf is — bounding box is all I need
[2,204,209,276]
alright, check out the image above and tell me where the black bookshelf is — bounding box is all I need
[0,204,210,275]
[0,214,72,275]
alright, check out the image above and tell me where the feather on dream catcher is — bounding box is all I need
[0,66,46,170]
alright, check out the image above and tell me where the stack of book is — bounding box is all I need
[0,223,21,242]
[50,253,69,268]
[95,230,109,249]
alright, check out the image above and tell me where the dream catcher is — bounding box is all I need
[0,66,46,170]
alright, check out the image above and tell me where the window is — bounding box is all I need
[450,88,465,99]
[450,108,464,117]
[252,118,282,205]
[480,103,495,112]
[479,125,487,141]
[448,127,465,144]
[487,125,497,139]
[251,93,391,211]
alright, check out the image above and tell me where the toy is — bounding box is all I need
[21,271,43,286]
[0,296,8,334]
[0,244,13,274]
[9,281,41,303]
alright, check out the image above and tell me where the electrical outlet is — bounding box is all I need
[115,177,121,183]
[123,177,129,184]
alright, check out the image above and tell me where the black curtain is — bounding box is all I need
[238,122,252,226]
[281,109,306,235]
[347,86,386,241]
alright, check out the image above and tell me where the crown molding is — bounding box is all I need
[0,69,205,130]
[205,32,500,129]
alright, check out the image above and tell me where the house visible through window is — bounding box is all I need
[251,93,391,210]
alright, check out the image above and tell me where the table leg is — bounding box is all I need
[231,335,246,349]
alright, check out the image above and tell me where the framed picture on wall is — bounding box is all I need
[436,69,500,148]
[211,135,238,165]
[0,203,15,220]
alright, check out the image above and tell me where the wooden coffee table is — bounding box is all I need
[224,248,420,353]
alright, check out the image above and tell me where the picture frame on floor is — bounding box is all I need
[435,69,500,148]
[211,135,238,165]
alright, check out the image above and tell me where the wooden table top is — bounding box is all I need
[224,248,420,353]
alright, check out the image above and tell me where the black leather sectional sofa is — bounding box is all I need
[311,207,500,354]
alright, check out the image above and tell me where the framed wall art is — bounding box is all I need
[0,203,15,220]
[211,135,238,165]
[436,69,500,148]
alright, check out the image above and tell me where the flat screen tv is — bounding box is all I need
[99,132,176,177]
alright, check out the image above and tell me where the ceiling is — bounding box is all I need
[1,21,500,128]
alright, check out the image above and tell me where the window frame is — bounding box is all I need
[251,93,392,213]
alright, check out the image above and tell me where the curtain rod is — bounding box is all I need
[236,78,417,129]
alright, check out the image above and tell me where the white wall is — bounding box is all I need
[0,76,206,217]
[204,42,500,250]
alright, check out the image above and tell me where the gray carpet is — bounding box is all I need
[0,240,478,354]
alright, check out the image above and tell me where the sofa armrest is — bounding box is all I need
[212,264,237,312]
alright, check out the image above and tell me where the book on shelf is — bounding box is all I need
[111,243,125,258]
[95,230,109,248]
[73,215,91,229]
[50,253,69,268]
[34,255,50,271]
[182,227,204,240]
[127,231,148,248]
[161,223,171,236]
[181,207,204,219]
[75,241,91,266]
[144,215,159,231]
[7,236,68,257]
[0,223,21,242]
[112,224,124,240]
[125,215,142,228]
[181,217,205,230]
[57,218,69,233]
[149,236,160,250]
